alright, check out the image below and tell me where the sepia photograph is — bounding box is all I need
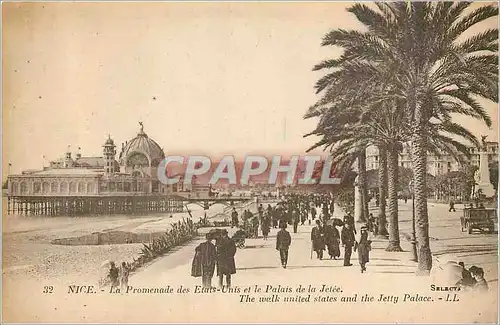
[2,1,499,323]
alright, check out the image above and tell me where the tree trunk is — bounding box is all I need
[412,130,432,274]
[357,149,368,223]
[378,145,388,237]
[361,149,370,223]
[386,144,402,252]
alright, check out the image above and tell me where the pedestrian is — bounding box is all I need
[258,204,264,220]
[119,262,130,292]
[252,216,259,238]
[456,262,476,289]
[449,200,456,212]
[310,206,317,225]
[355,225,372,273]
[372,216,379,237]
[325,223,340,259]
[231,208,239,228]
[276,222,292,268]
[272,208,279,228]
[470,267,488,292]
[341,223,355,266]
[368,213,376,233]
[108,261,119,290]
[322,205,330,223]
[300,206,307,225]
[261,213,271,240]
[216,229,237,288]
[344,214,357,235]
[311,220,325,260]
[292,209,300,234]
[192,233,217,288]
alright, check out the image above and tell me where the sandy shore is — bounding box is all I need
[2,202,252,286]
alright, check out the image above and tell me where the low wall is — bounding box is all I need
[51,231,167,246]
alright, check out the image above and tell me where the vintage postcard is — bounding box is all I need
[2,1,498,323]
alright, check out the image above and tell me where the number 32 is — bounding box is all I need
[43,286,54,294]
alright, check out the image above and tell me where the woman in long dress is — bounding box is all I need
[261,214,271,240]
[325,224,340,259]
[355,225,372,273]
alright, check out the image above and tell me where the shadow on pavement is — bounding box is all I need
[371,270,415,274]
[243,245,267,249]
[237,266,281,271]
[433,245,497,256]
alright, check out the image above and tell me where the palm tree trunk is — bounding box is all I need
[386,143,402,252]
[378,145,388,237]
[361,149,370,223]
[357,149,368,223]
[412,130,432,274]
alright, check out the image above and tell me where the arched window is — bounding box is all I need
[51,182,58,193]
[87,182,95,193]
[11,182,19,195]
[60,181,69,193]
[77,182,85,193]
[20,182,28,194]
[42,182,50,194]
[33,182,41,194]
[69,182,76,193]
[127,153,149,167]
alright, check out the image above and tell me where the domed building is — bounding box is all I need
[119,122,165,179]
[6,122,209,216]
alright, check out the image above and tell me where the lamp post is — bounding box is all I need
[409,180,418,262]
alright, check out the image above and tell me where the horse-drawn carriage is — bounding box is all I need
[461,207,496,234]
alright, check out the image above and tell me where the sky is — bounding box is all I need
[3,2,498,179]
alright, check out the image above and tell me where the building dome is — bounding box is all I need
[104,136,115,146]
[120,123,165,167]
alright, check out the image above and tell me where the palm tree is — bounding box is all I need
[315,2,497,273]
[305,82,409,251]
[357,147,370,223]
[377,145,389,237]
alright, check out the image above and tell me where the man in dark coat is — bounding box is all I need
[272,207,279,228]
[258,204,264,219]
[322,205,330,223]
[216,229,237,288]
[292,209,300,234]
[456,262,476,288]
[341,223,355,266]
[310,206,316,225]
[192,233,217,288]
[108,261,119,290]
[344,214,357,235]
[276,222,292,268]
[252,216,259,238]
[311,220,325,260]
[231,208,239,228]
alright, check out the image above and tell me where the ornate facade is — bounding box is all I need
[362,141,498,176]
[6,123,191,216]
[8,123,173,197]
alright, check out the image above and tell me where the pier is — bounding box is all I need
[7,194,185,216]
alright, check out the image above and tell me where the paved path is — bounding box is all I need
[4,202,497,323]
